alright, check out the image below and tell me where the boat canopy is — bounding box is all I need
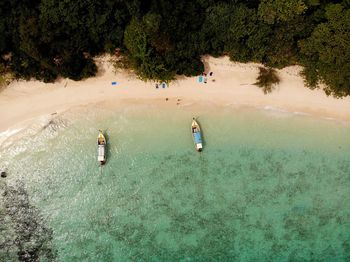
[98,145,105,161]
[194,132,202,144]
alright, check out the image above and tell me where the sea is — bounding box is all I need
[0,103,349,261]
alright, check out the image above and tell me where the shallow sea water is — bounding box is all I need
[0,104,349,261]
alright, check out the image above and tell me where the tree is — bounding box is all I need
[202,3,270,63]
[254,67,280,94]
[124,16,175,81]
[0,0,348,94]
[264,15,312,68]
[299,3,350,97]
[258,0,307,24]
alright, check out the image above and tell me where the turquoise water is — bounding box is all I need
[0,105,350,261]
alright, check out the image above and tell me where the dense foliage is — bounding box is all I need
[0,0,349,96]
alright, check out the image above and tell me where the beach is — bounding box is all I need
[1,57,350,260]
[1,55,350,135]
[3,0,350,258]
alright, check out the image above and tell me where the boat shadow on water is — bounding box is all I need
[103,131,111,165]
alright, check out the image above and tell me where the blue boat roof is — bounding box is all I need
[194,132,202,143]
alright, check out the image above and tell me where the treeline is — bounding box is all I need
[0,0,349,97]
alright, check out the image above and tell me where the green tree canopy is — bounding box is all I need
[124,16,175,81]
[299,3,350,97]
[258,0,307,24]
[0,0,349,97]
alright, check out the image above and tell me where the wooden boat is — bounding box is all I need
[97,131,106,165]
[191,118,203,152]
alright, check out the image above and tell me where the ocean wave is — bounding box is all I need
[0,114,69,158]
[262,106,315,119]
[0,128,24,147]
[293,111,310,116]
[263,105,289,114]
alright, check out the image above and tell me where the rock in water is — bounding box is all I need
[1,171,6,178]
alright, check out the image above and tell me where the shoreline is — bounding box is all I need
[1,56,350,135]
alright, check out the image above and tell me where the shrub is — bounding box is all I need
[0,63,14,88]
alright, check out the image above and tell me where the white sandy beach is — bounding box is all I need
[0,55,349,134]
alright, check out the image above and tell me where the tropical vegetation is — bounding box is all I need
[0,0,349,96]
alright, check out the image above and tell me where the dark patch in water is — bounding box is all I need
[89,149,350,261]
[9,145,348,260]
[42,117,68,134]
[0,180,57,261]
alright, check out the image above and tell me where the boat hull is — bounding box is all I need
[191,119,203,152]
[97,132,106,165]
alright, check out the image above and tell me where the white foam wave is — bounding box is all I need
[0,128,24,147]
[263,106,289,114]
[263,106,313,118]
[0,114,69,158]
[293,111,310,116]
